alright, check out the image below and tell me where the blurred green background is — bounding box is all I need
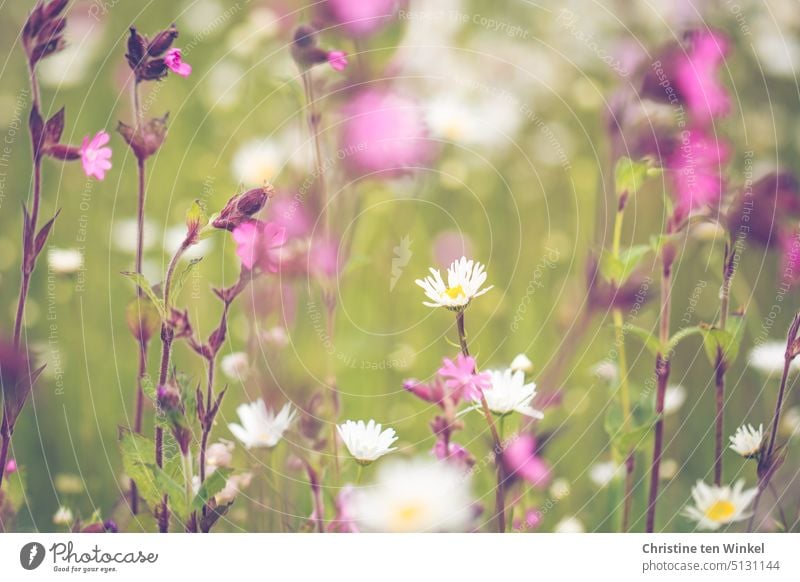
[1,0,800,532]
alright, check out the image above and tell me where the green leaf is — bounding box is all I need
[666,325,705,357]
[613,420,656,456]
[186,199,209,231]
[121,272,166,320]
[120,433,161,509]
[604,401,624,438]
[600,245,651,285]
[701,313,746,366]
[615,157,654,198]
[622,324,662,356]
[169,258,202,308]
[192,469,233,510]
[2,467,27,512]
[151,464,188,521]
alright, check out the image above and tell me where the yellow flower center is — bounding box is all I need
[391,502,425,531]
[705,500,736,522]
[444,285,465,300]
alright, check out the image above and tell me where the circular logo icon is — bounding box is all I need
[20,542,46,570]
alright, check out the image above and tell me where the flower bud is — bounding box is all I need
[212,185,273,231]
[117,115,168,161]
[147,24,178,57]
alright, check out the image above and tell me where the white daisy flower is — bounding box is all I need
[748,341,800,375]
[589,461,623,488]
[426,94,482,143]
[48,248,83,274]
[683,479,758,530]
[510,353,533,374]
[415,256,493,310]
[349,457,475,532]
[337,419,398,465]
[659,458,679,480]
[112,218,157,254]
[480,368,543,419]
[554,516,584,533]
[729,424,764,458]
[663,384,687,415]
[52,506,73,525]
[220,352,250,381]
[228,399,296,449]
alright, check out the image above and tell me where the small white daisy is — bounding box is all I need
[589,461,623,488]
[683,479,758,530]
[415,256,493,310]
[748,341,800,375]
[663,384,687,415]
[554,516,584,533]
[510,353,534,374]
[337,419,398,465]
[729,424,764,458]
[220,352,250,381]
[228,399,296,449]
[349,457,475,532]
[52,506,74,525]
[47,248,83,274]
[481,368,543,419]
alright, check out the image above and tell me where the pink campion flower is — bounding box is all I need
[5,458,17,474]
[327,50,348,72]
[232,220,287,272]
[328,485,359,533]
[779,228,800,287]
[432,440,474,469]
[322,0,400,38]
[512,508,542,531]
[164,48,192,77]
[437,354,491,403]
[675,31,731,123]
[340,90,437,179]
[403,378,446,406]
[503,434,551,488]
[666,126,730,223]
[79,131,112,180]
[309,237,340,279]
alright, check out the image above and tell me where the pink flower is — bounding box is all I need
[779,228,800,287]
[309,237,340,279]
[432,440,474,469]
[666,126,730,222]
[437,354,491,403]
[328,485,359,533]
[512,508,542,531]
[340,90,437,179]
[327,50,348,71]
[503,434,551,488]
[5,458,17,474]
[403,378,446,405]
[322,0,400,38]
[79,131,112,180]
[675,31,731,123]
[232,221,287,272]
[164,48,192,77]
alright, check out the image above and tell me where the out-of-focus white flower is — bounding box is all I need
[663,384,687,415]
[48,248,83,274]
[232,130,308,187]
[550,478,571,500]
[781,406,800,437]
[683,480,757,530]
[53,506,74,525]
[228,400,295,449]
[554,516,585,533]
[416,256,492,310]
[39,13,104,88]
[589,461,622,488]
[205,440,234,475]
[337,420,398,465]
[481,368,543,419]
[748,342,800,375]
[729,424,764,458]
[425,94,481,143]
[591,361,618,384]
[112,218,157,254]
[660,458,679,480]
[510,353,533,374]
[165,225,213,260]
[215,472,253,505]
[261,326,289,348]
[226,8,279,57]
[203,60,244,110]
[220,352,249,381]
[349,457,475,532]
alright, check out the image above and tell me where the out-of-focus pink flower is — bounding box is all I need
[666,126,730,223]
[512,508,542,531]
[327,50,348,71]
[5,458,17,474]
[340,90,437,179]
[269,196,311,240]
[79,131,112,180]
[438,354,491,403]
[432,440,474,469]
[403,378,445,405]
[309,237,340,279]
[328,484,359,533]
[323,0,400,38]
[503,434,551,488]
[232,220,287,272]
[675,31,731,123]
[164,48,192,77]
